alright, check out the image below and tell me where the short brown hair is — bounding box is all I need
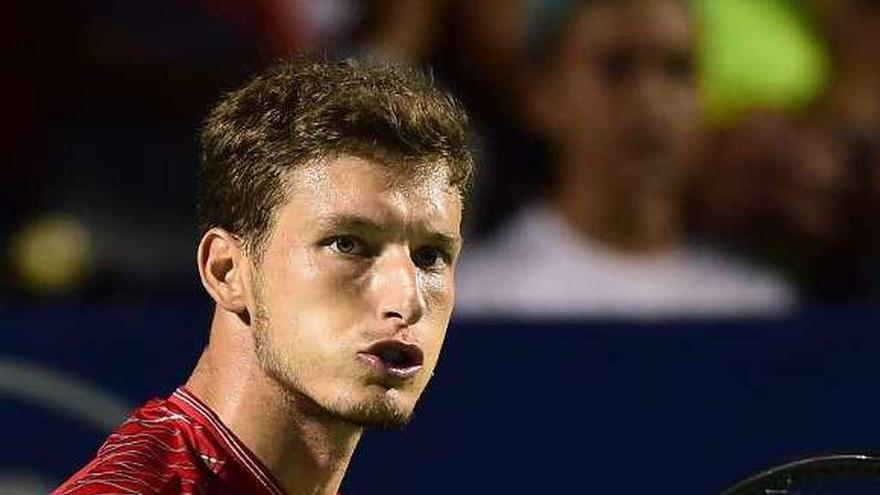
[198,56,474,254]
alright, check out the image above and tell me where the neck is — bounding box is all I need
[186,310,362,495]
[553,155,681,253]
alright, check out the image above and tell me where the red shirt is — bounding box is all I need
[54,387,287,495]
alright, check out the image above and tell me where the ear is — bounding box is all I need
[197,228,250,315]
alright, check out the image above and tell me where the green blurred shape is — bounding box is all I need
[694,0,830,123]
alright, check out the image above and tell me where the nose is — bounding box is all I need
[629,72,667,127]
[371,246,426,327]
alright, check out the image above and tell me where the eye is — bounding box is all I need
[327,235,367,256]
[413,246,448,270]
[666,52,693,81]
[599,51,636,85]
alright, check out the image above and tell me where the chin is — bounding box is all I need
[334,390,416,430]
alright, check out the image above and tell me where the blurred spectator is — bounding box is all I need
[687,113,847,301]
[688,0,880,305]
[455,0,795,319]
[430,0,550,237]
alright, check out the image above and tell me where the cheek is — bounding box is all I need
[419,273,454,361]
[261,249,360,343]
[421,272,454,312]
[281,248,371,302]
[563,98,614,154]
[671,86,700,129]
[566,71,609,121]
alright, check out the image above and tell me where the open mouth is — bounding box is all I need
[358,340,424,379]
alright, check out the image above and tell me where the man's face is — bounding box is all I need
[537,0,700,191]
[250,155,462,429]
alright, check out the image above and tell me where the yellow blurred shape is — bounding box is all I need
[10,215,93,294]
[695,0,831,124]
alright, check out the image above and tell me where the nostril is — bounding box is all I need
[383,310,404,320]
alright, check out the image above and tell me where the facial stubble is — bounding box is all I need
[251,277,415,430]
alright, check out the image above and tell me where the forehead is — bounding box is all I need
[280,155,462,232]
[567,0,693,53]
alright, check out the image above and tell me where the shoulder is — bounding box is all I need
[457,205,560,279]
[454,203,609,317]
[53,398,217,495]
[678,245,798,313]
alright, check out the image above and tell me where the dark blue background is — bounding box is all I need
[2,306,879,494]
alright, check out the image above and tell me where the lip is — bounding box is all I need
[357,339,424,380]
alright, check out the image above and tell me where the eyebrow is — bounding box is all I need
[315,214,462,251]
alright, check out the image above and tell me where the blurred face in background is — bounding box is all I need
[532,0,701,193]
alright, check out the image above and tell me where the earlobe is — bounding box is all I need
[197,229,249,315]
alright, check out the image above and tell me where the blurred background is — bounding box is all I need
[2,0,880,493]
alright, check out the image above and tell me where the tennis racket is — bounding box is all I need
[721,453,880,495]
